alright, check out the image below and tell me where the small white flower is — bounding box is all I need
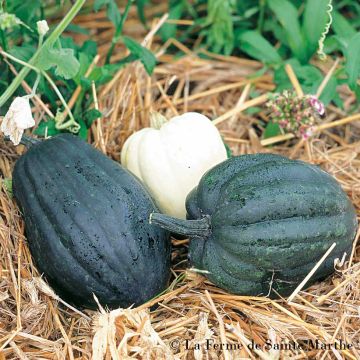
[1,97,35,145]
[37,20,49,36]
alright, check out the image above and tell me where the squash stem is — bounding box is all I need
[149,111,167,129]
[149,213,211,238]
[4,135,40,147]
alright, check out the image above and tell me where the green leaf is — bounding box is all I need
[94,0,109,11]
[345,33,360,91]
[80,40,98,57]
[37,76,57,107]
[78,119,88,140]
[274,59,324,94]
[323,35,342,53]
[302,0,330,58]
[203,0,234,55]
[66,23,90,35]
[79,77,92,90]
[34,119,60,137]
[37,45,80,79]
[87,63,121,85]
[3,178,13,197]
[238,30,282,64]
[159,2,184,41]
[136,0,149,26]
[312,76,337,106]
[8,44,35,62]
[107,0,121,28]
[123,36,156,75]
[59,36,77,52]
[331,35,349,53]
[8,1,41,24]
[263,122,282,139]
[333,92,344,110]
[243,6,259,19]
[268,0,307,63]
[94,0,121,28]
[73,53,91,85]
[84,108,102,127]
[264,19,289,47]
[245,106,262,115]
[355,86,360,103]
[319,77,337,106]
[223,140,232,158]
[332,11,356,41]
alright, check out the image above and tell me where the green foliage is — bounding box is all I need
[135,0,149,26]
[238,31,281,64]
[94,0,121,28]
[5,0,41,25]
[84,109,102,127]
[267,0,306,63]
[1,0,359,143]
[34,119,59,137]
[203,0,234,55]
[0,0,157,139]
[0,12,22,30]
[332,10,356,41]
[344,33,360,92]
[158,1,184,41]
[123,36,157,75]
[154,0,359,109]
[3,178,13,197]
[302,0,330,58]
[222,139,232,158]
[37,42,80,80]
[263,122,281,139]
[93,0,157,71]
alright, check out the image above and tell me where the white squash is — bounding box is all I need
[121,112,228,218]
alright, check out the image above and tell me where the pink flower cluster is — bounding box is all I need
[266,91,325,140]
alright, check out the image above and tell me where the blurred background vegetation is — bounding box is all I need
[0,0,359,137]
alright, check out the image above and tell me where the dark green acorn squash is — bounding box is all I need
[13,134,171,309]
[150,153,357,298]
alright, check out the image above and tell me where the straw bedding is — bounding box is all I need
[0,8,359,360]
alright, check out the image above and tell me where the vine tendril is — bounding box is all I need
[317,0,333,60]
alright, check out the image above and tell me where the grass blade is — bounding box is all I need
[332,11,356,41]
[238,30,282,64]
[302,0,330,58]
[345,33,360,91]
[268,0,307,63]
[123,36,157,75]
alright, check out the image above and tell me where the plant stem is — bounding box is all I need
[41,71,79,132]
[0,29,7,51]
[149,213,211,238]
[1,49,79,131]
[257,0,266,32]
[1,51,80,132]
[4,134,41,147]
[28,73,41,97]
[45,0,86,46]
[149,111,167,129]
[105,0,134,64]
[0,49,39,72]
[0,0,86,108]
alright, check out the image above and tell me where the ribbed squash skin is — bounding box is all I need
[186,154,357,297]
[13,134,171,309]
